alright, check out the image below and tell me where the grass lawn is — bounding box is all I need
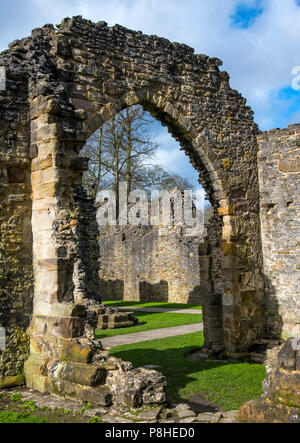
[110,332,266,411]
[103,301,202,310]
[0,392,93,423]
[0,410,48,423]
[96,311,203,339]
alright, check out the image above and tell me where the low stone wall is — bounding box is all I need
[98,224,202,304]
[24,301,167,408]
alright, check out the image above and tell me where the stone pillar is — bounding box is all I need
[220,209,242,357]
[200,201,266,360]
[24,93,166,407]
[221,206,266,358]
[25,95,94,393]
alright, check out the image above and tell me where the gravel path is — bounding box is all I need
[101,322,203,348]
[115,306,202,315]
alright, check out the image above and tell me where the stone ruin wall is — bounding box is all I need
[98,224,202,304]
[0,17,265,371]
[258,125,300,341]
[0,61,33,387]
[0,18,298,413]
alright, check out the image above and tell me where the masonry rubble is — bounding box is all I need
[0,388,239,423]
[238,339,300,423]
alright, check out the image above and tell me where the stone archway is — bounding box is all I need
[0,16,266,403]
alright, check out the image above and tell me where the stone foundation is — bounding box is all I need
[0,388,239,423]
[24,302,166,408]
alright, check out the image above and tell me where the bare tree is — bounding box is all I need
[81,105,196,203]
[81,128,107,199]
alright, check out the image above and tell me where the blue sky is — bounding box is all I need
[1,0,300,186]
[230,0,264,28]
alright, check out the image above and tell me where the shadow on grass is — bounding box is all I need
[103,301,202,310]
[110,342,266,412]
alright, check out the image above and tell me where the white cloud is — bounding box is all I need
[1,0,300,130]
[152,130,200,187]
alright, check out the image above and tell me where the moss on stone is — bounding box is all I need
[0,327,30,383]
[0,374,25,389]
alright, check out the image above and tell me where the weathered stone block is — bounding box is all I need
[218,207,234,216]
[278,338,297,371]
[29,335,93,363]
[221,256,237,270]
[237,398,300,423]
[198,257,210,270]
[208,329,224,344]
[32,182,57,199]
[46,378,77,399]
[48,361,107,387]
[279,159,300,173]
[97,312,137,330]
[31,167,60,186]
[240,290,257,306]
[24,355,48,390]
[75,385,112,406]
[267,368,300,408]
[28,375,50,393]
[0,374,25,389]
[55,37,72,57]
[60,340,93,364]
[31,315,85,339]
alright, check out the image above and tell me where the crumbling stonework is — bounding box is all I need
[0,16,298,415]
[0,388,239,423]
[234,126,300,422]
[258,126,300,341]
[97,307,138,330]
[99,224,202,304]
[238,339,300,423]
[0,43,33,387]
[0,16,266,396]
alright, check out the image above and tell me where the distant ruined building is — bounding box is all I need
[0,16,299,421]
[98,224,203,305]
[98,191,207,305]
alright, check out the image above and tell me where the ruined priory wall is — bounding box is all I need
[99,225,202,304]
[258,125,300,341]
[0,24,62,386]
[0,53,33,386]
[0,13,271,380]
